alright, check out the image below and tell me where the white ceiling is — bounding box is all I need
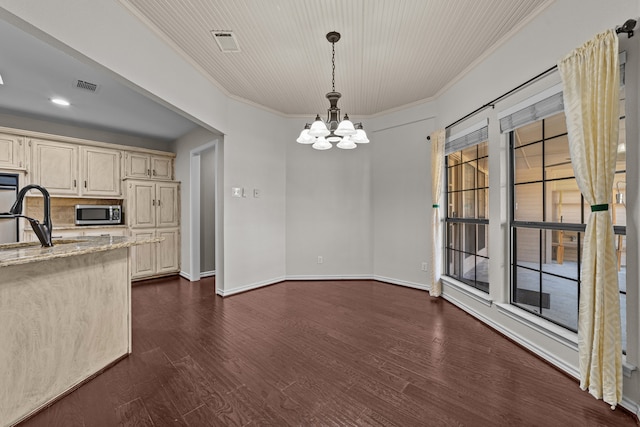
[121,0,551,117]
[0,0,551,141]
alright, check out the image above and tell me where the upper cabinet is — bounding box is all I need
[30,139,79,195]
[125,151,173,180]
[80,146,121,197]
[0,133,26,170]
[30,139,122,197]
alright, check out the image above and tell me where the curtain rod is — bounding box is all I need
[427,18,637,141]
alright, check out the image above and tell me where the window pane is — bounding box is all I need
[515,227,540,267]
[461,146,477,163]
[462,162,476,190]
[478,224,488,254]
[544,230,580,275]
[514,120,541,146]
[477,141,488,158]
[547,178,582,224]
[514,266,540,311]
[514,183,543,221]
[464,223,476,255]
[478,188,488,219]
[462,190,475,218]
[542,275,578,331]
[544,135,572,180]
[543,112,567,138]
[514,142,542,183]
[613,173,626,227]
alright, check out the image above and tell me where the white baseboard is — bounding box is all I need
[179,271,194,281]
[217,276,286,297]
[442,290,581,380]
[372,275,429,291]
[200,270,216,278]
[285,274,372,281]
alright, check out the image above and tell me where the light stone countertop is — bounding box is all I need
[0,235,160,268]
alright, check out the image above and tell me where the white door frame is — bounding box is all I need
[189,140,220,292]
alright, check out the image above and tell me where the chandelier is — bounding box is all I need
[296,31,369,150]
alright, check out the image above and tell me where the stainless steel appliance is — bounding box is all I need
[0,173,19,244]
[75,204,122,225]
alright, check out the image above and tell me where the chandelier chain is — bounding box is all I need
[331,41,335,92]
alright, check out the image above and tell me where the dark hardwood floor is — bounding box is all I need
[19,277,637,426]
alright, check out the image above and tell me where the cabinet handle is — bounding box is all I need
[84,180,87,188]
[153,169,156,176]
[157,199,161,206]
[147,169,151,176]
[152,200,156,206]
[73,179,77,188]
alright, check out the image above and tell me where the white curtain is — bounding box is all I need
[558,29,621,408]
[430,129,446,297]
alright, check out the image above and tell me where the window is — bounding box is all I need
[508,93,626,349]
[445,124,489,293]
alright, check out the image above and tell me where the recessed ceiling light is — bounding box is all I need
[51,97,70,106]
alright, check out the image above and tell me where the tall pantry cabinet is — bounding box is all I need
[124,157,180,280]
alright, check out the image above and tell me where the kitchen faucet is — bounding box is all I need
[0,185,53,247]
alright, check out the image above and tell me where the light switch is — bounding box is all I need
[232,187,243,198]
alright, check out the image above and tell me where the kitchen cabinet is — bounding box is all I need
[80,146,122,197]
[30,139,122,197]
[30,139,79,195]
[24,226,127,242]
[126,180,179,228]
[0,133,26,170]
[126,179,180,279]
[130,227,179,279]
[124,152,173,180]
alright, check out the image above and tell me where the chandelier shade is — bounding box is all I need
[297,32,368,150]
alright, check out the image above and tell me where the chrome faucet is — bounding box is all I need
[8,185,53,247]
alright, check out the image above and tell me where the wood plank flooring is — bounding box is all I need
[19,277,637,426]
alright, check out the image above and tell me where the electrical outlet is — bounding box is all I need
[317,256,323,264]
[421,262,428,271]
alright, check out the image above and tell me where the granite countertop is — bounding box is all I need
[0,235,160,268]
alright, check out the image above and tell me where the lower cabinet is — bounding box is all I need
[130,227,180,280]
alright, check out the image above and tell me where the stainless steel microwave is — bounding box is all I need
[75,204,122,225]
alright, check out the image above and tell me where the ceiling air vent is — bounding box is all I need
[74,79,99,93]
[211,30,240,52]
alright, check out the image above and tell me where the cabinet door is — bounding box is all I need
[151,156,172,180]
[130,230,155,279]
[156,182,179,228]
[127,181,156,228]
[31,140,79,195]
[81,147,122,197]
[125,152,150,179]
[0,133,25,169]
[156,228,180,274]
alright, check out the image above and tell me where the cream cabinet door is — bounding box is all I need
[130,229,156,279]
[151,156,172,180]
[81,147,122,197]
[127,181,156,228]
[31,139,79,195]
[81,227,127,237]
[124,152,151,179]
[0,133,25,169]
[156,182,179,228]
[156,228,180,275]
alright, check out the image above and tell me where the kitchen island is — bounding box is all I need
[0,235,157,426]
